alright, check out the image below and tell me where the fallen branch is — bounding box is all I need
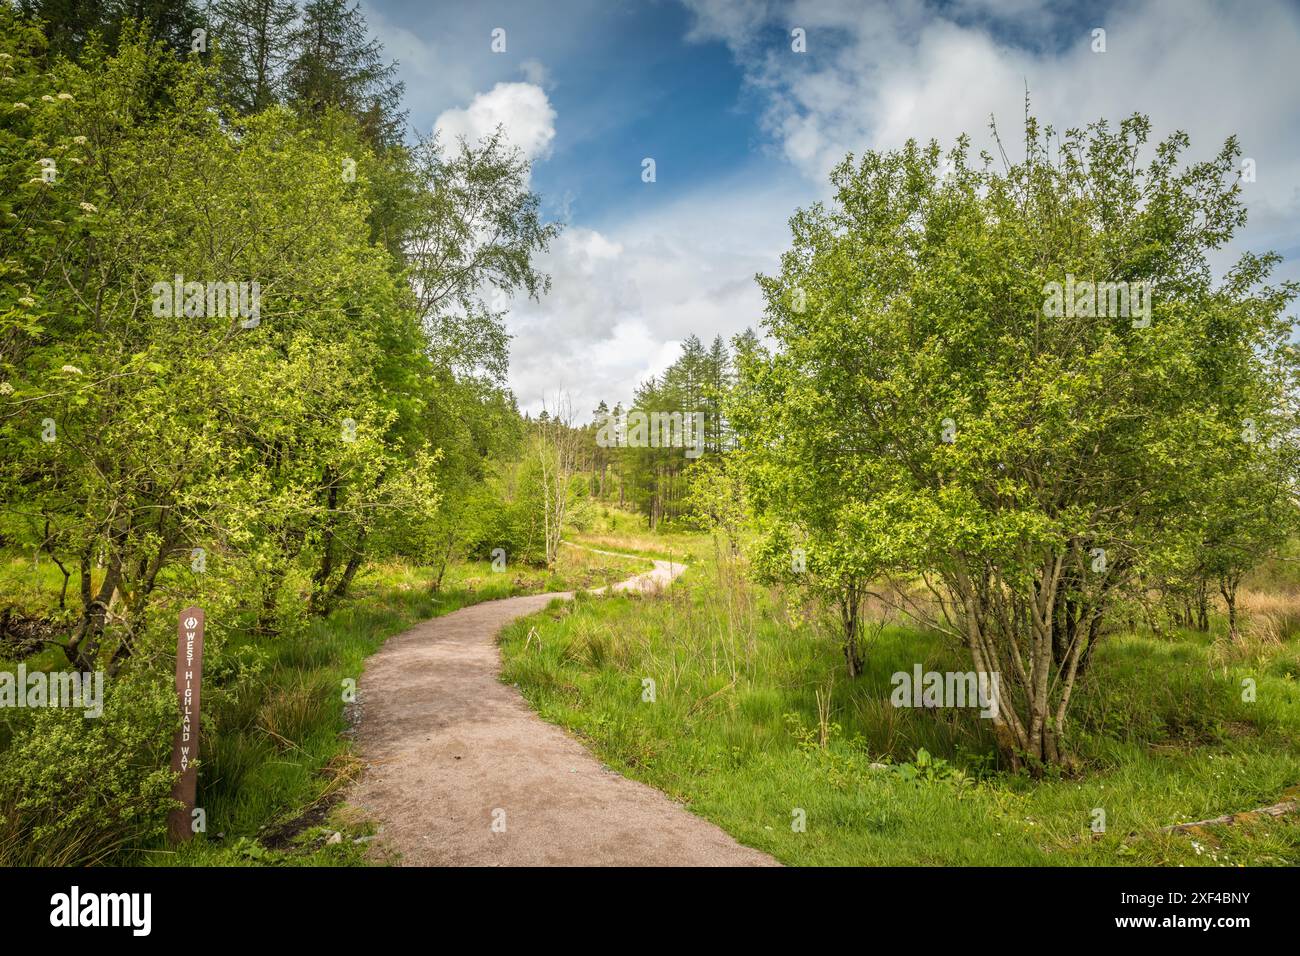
[1161,798,1299,833]
[1063,789,1300,847]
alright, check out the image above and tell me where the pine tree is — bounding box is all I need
[22,0,203,59]
[285,0,406,147]
[706,334,732,452]
[591,400,610,498]
[209,0,296,113]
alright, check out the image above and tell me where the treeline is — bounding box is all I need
[19,0,408,145]
[571,331,755,527]
[0,1,555,858]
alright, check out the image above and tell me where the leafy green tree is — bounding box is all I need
[685,453,745,556]
[381,128,558,573]
[1200,427,1298,642]
[733,114,1298,770]
[400,129,560,382]
[0,23,432,660]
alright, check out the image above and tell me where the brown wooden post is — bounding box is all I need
[168,606,205,843]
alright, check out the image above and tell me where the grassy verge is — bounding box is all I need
[499,552,1300,866]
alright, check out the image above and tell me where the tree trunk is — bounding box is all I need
[64,550,122,672]
[838,581,864,678]
[309,472,341,615]
[843,633,862,678]
[430,535,455,594]
[107,537,172,676]
[328,542,366,608]
[1220,575,1241,643]
[1074,613,1103,678]
[257,563,287,636]
[955,557,1086,775]
[1195,577,1211,632]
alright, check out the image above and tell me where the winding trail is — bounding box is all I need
[346,548,777,866]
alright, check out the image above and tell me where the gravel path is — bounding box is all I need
[346,555,778,866]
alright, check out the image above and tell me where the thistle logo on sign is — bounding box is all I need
[168,606,205,843]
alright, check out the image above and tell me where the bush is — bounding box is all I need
[0,673,178,865]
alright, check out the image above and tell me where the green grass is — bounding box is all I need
[569,506,716,563]
[11,520,1298,867]
[0,550,90,628]
[499,555,1300,866]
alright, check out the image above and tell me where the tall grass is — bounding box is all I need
[1240,588,1300,645]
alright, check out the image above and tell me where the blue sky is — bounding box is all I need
[363,0,1300,416]
[525,2,762,228]
[368,0,780,227]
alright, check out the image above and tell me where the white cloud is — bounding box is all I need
[509,0,1300,416]
[362,0,597,135]
[434,82,557,163]
[518,59,552,88]
[391,0,1300,416]
[505,175,807,417]
[685,0,1300,261]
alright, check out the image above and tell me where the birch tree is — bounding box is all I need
[533,395,580,569]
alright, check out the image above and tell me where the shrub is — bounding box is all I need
[0,673,178,865]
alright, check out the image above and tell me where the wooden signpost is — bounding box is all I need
[168,606,205,843]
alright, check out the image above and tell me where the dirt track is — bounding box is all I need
[346,556,778,866]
